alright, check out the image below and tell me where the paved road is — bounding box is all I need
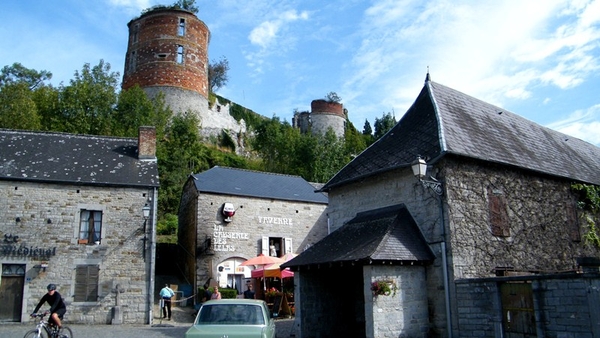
[0,306,295,338]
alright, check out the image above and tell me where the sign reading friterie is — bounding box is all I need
[212,225,249,251]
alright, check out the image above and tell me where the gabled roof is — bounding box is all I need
[0,129,159,187]
[321,78,600,191]
[191,166,328,204]
[282,204,434,269]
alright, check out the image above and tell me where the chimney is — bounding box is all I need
[138,126,156,160]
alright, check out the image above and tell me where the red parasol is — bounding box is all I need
[251,265,294,279]
[239,253,284,266]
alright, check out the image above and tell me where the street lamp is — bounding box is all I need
[142,204,151,219]
[411,156,443,195]
[142,203,151,259]
[411,155,451,336]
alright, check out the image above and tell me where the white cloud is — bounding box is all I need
[337,0,600,126]
[546,104,600,145]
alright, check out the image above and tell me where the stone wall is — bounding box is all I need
[0,180,154,324]
[455,274,600,337]
[443,158,599,278]
[364,265,430,338]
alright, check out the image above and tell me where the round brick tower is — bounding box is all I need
[122,7,210,116]
[310,100,346,138]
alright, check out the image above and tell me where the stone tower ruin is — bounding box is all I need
[122,7,210,115]
[122,6,246,147]
[293,100,346,138]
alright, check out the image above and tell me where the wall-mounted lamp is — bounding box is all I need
[47,219,52,224]
[141,203,151,260]
[142,204,151,219]
[36,262,49,272]
[16,217,21,223]
[411,156,443,195]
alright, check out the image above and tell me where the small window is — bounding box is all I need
[133,24,139,43]
[178,18,186,36]
[128,51,137,73]
[74,265,99,302]
[79,210,102,244]
[177,45,184,64]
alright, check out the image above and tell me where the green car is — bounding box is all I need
[185,299,276,338]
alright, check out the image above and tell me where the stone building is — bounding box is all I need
[0,127,159,325]
[284,75,600,337]
[177,166,328,297]
[293,99,347,138]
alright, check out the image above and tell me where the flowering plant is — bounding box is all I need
[371,280,397,297]
[265,287,280,298]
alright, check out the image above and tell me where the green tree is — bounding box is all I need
[173,0,198,13]
[0,82,41,129]
[0,62,52,90]
[325,92,342,103]
[56,60,119,135]
[344,120,367,158]
[362,119,372,135]
[311,129,347,182]
[32,85,60,131]
[157,112,210,215]
[113,85,171,138]
[208,56,229,93]
[374,112,396,140]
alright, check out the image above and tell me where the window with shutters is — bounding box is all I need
[79,210,102,244]
[74,265,99,302]
[261,236,293,257]
[488,187,510,237]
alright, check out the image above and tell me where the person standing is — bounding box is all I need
[211,286,222,299]
[201,284,212,303]
[159,284,175,320]
[243,284,255,299]
[32,284,67,330]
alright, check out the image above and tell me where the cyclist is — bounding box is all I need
[32,283,67,330]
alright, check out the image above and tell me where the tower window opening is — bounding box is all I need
[133,24,139,43]
[128,51,136,73]
[176,45,184,64]
[178,18,186,36]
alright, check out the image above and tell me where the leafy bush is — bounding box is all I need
[157,213,178,235]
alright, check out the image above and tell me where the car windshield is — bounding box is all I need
[197,304,265,325]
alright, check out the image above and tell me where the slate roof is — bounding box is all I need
[0,129,159,187]
[282,204,434,269]
[321,77,600,191]
[191,166,328,204]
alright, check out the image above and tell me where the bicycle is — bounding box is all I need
[24,311,73,338]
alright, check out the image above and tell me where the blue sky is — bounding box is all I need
[1,0,599,145]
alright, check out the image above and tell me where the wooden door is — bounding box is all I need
[500,282,536,338]
[0,264,26,321]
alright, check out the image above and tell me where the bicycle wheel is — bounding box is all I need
[58,326,73,338]
[23,329,49,338]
